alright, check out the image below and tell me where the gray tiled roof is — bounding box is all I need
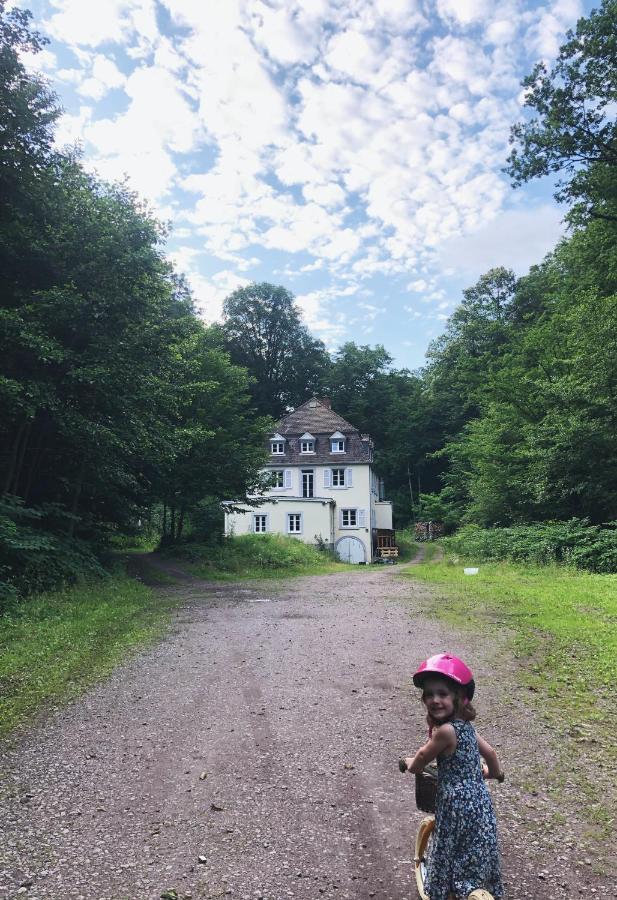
[277,398,358,435]
[267,398,372,466]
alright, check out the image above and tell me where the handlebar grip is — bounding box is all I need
[398,759,408,773]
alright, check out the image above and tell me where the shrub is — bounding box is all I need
[0,496,106,604]
[444,521,617,573]
[171,533,335,575]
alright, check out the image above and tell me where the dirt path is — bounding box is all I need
[0,562,614,900]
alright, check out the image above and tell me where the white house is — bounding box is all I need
[224,397,396,564]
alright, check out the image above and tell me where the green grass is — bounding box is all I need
[169,533,351,581]
[405,554,616,717]
[0,574,170,738]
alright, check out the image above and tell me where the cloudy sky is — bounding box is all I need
[16,0,592,368]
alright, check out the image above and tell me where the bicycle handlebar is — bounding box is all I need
[398,758,505,782]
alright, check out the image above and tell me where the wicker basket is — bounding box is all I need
[415,764,438,813]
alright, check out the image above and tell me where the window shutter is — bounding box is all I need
[346,467,353,486]
[324,469,331,488]
[284,469,292,489]
[358,508,366,526]
[339,509,344,528]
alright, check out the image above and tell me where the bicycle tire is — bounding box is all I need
[414,814,435,900]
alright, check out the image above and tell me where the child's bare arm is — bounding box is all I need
[477,734,504,781]
[402,723,456,773]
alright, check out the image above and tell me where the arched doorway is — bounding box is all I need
[335,535,366,564]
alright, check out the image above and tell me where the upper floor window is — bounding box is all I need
[324,467,352,488]
[300,440,315,453]
[271,470,285,488]
[271,441,285,454]
[331,438,345,453]
[341,508,357,527]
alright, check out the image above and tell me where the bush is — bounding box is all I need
[444,521,617,573]
[171,533,335,575]
[0,496,106,604]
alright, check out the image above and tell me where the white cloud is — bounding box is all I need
[324,28,383,83]
[77,55,126,100]
[188,269,251,322]
[27,0,580,366]
[526,0,583,59]
[436,0,491,27]
[44,0,157,48]
[438,204,565,276]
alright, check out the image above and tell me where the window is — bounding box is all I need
[331,439,345,453]
[271,441,285,455]
[287,513,302,533]
[302,469,314,498]
[325,467,351,488]
[271,470,284,488]
[341,508,357,527]
[253,514,267,533]
[300,440,314,453]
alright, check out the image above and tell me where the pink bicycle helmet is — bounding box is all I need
[413,653,475,700]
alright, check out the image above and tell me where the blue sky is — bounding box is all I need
[15,0,594,369]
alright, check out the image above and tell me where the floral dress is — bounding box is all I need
[425,719,503,900]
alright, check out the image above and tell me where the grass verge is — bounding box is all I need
[405,549,617,838]
[166,533,352,581]
[0,574,170,739]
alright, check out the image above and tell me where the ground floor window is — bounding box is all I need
[341,508,357,527]
[253,514,267,533]
[287,513,302,533]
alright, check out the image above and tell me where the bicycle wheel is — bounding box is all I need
[414,814,435,900]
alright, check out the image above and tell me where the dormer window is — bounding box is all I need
[270,433,286,455]
[300,432,315,453]
[330,431,346,453]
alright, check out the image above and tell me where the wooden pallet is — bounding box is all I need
[378,547,399,558]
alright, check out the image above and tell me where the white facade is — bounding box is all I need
[224,398,394,564]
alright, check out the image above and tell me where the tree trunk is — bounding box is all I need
[23,442,46,505]
[177,506,186,540]
[68,457,86,537]
[5,422,31,497]
[3,422,26,495]
[170,506,176,542]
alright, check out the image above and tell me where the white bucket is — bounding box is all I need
[463,567,479,575]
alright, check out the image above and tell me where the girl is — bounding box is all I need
[401,653,504,900]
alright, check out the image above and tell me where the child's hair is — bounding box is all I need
[422,677,476,725]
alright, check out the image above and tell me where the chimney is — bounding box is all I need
[319,397,332,409]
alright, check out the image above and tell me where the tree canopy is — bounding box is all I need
[507,0,617,224]
[220,282,330,419]
[0,4,267,597]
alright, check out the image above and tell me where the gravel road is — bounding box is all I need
[1,561,615,900]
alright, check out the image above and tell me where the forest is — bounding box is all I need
[1,0,616,599]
